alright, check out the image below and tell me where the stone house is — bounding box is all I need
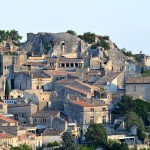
[94,71,125,94]
[23,61,47,71]
[31,71,52,91]
[0,115,42,149]
[126,77,150,101]
[64,98,109,134]
[8,103,38,124]
[14,71,53,91]
[47,57,87,70]
[42,129,64,145]
[64,80,99,99]
[14,72,31,90]
[9,89,23,99]
[23,89,51,110]
[31,109,67,132]
[0,102,7,115]
[0,132,18,149]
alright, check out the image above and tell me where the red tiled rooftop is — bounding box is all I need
[0,133,14,139]
[69,100,105,107]
[65,85,88,95]
[0,115,17,123]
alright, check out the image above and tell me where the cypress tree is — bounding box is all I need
[5,79,9,100]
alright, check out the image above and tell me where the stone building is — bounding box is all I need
[64,98,109,134]
[8,103,38,124]
[42,129,64,145]
[0,132,18,149]
[9,89,23,99]
[0,102,7,115]
[94,71,125,94]
[47,57,88,71]
[31,109,67,133]
[126,77,150,101]
[0,115,42,149]
[23,89,51,110]
[14,72,31,90]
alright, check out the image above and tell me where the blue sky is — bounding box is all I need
[0,0,150,54]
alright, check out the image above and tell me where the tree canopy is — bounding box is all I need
[61,131,78,150]
[85,123,107,147]
[5,79,9,100]
[82,32,95,44]
[113,94,150,126]
[125,111,144,131]
[0,30,22,46]
[66,30,77,36]
[10,144,32,150]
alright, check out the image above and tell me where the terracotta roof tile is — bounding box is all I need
[0,115,17,123]
[0,132,14,139]
[69,99,105,107]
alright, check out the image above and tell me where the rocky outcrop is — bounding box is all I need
[21,32,88,58]
[109,48,126,71]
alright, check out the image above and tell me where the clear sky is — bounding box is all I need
[0,0,150,55]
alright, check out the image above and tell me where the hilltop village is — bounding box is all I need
[0,30,150,150]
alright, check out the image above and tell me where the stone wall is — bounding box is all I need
[126,83,150,101]
[14,73,31,90]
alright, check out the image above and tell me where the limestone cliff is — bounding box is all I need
[21,32,88,58]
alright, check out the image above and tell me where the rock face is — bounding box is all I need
[109,48,126,71]
[21,32,88,58]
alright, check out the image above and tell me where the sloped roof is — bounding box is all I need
[126,77,150,84]
[0,115,17,123]
[0,132,15,139]
[69,99,106,107]
[42,128,64,136]
[94,71,122,87]
[31,109,59,118]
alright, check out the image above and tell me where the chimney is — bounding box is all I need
[77,96,79,101]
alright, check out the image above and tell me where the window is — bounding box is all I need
[102,107,106,111]
[133,85,136,92]
[90,108,94,112]
[36,86,39,89]
[41,86,44,90]
[34,119,36,122]
[71,63,74,67]
[43,118,46,123]
[102,116,106,124]
[66,63,69,67]
[61,63,65,68]
[90,116,94,124]
[75,63,78,67]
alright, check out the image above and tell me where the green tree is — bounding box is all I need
[61,131,78,150]
[82,32,95,44]
[113,94,135,115]
[137,130,147,143]
[79,145,95,150]
[66,30,77,36]
[9,30,22,46]
[125,111,144,131]
[0,30,22,46]
[10,144,32,150]
[85,123,107,147]
[5,79,9,100]
[105,140,128,150]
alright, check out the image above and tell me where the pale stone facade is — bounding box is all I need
[65,99,109,134]
[126,77,150,101]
